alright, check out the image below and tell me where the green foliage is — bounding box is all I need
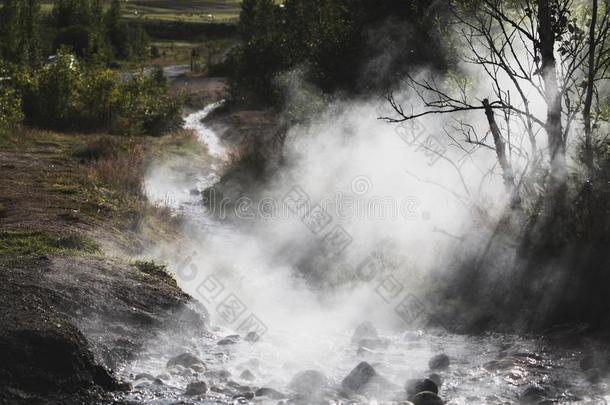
[230,0,442,104]
[0,0,42,65]
[0,61,24,133]
[113,70,184,135]
[0,230,100,255]
[13,51,182,135]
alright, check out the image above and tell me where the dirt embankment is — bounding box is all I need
[0,130,208,404]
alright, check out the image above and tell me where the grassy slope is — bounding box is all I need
[0,126,212,401]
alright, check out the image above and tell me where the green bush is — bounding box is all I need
[0,86,23,134]
[14,52,183,135]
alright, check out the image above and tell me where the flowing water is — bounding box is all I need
[119,104,610,405]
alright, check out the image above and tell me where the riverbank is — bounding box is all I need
[0,126,211,403]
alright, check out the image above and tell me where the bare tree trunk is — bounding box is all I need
[483,99,522,209]
[537,0,567,183]
[583,0,598,177]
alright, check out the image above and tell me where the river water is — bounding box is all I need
[120,104,610,404]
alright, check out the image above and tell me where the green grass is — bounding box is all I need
[0,230,101,255]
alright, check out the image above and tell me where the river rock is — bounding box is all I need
[205,369,232,381]
[428,373,442,387]
[411,391,444,405]
[185,380,208,396]
[358,338,390,350]
[342,362,377,393]
[351,321,379,345]
[156,373,170,381]
[255,387,285,399]
[245,331,261,342]
[288,369,330,395]
[167,353,204,369]
[218,335,241,345]
[405,378,438,397]
[233,391,255,400]
[521,385,547,403]
[428,354,450,370]
[240,369,255,381]
[135,372,156,381]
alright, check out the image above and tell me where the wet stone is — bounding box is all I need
[205,369,232,381]
[245,331,261,343]
[288,369,330,395]
[156,373,170,381]
[428,373,442,387]
[411,391,444,405]
[428,354,450,370]
[255,387,285,399]
[240,369,255,381]
[232,391,255,400]
[521,385,547,403]
[217,335,241,345]
[166,353,204,369]
[405,378,438,397]
[341,361,377,393]
[351,321,379,345]
[134,372,155,381]
[185,380,208,396]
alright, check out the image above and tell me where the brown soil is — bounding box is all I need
[0,129,207,403]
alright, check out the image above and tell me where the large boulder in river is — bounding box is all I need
[166,353,204,369]
[0,305,119,395]
[351,321,379,345]
[341,362,377,393]
[288,369,330,395]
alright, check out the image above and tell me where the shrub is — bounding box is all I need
[0,86,23,134]
[13,52,183,135]
[114,73,183,136]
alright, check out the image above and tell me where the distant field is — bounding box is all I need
[40,0,244,22]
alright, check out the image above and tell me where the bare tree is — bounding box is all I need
[383,0,584,204]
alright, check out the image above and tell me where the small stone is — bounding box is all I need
[232,391,255,400]
[288,370,329,395]
[428,373,442,388]
[153,378,164,386]
[156,373,170,381]
[167,353,204,369]
[134,381,150,389]
[405,378,438,397]
[351,321,379,345]
[240,369,255,381]
[341,362,377,393]
[135,372,155,381]
[521,385,547,402]
[190,363,206,372]
[428,354,450,370]
[205,369,232,381]
[185,381,208,396]
[411,391,444,405]
[245,331,261,342]
[218,335,241,345]
[255,387,285,399]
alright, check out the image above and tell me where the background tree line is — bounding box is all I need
[0,1,182,136]
[0,0,149,66]
[227,0,446,104]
